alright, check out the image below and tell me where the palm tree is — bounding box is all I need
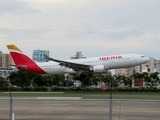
[103,72,117,88]
[144,72,160,88]
[114,74,124,87]
[90,73,102,88]
[126,76,133,88]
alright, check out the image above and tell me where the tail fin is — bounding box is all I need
[7,44,47,74]
[7,44,34,65]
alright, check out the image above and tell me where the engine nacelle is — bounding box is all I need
[91,65,106,73]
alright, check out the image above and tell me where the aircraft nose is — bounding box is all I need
[144,57,149,62]
[140,55,149,63]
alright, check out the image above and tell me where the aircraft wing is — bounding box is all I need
[44,55,91,71]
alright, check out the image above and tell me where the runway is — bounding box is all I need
[0,98,160,120]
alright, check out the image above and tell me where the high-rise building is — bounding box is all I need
[32,50,49,62]
[0,51,15,78]
[0,51,12,68]
[114,67,133,77]
[70,51,86,59]
[154,60,160,72]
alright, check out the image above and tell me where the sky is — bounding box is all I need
[0,0,160,60]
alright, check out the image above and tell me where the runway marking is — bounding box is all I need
[0,97,82,100]
[0,97,160,102]
[0,92,64,94]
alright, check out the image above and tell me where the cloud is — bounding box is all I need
[0,0,40,14]
[0,23,53,41]
[0,0,160,60]
[66,23,142,40]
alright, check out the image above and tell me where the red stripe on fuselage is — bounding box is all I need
[10,52,47,74]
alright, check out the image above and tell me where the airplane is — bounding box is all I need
[7,44,149,75]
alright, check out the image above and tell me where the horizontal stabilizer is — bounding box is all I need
[10,65,27,70]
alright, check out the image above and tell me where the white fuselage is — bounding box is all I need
[36,54,149,74]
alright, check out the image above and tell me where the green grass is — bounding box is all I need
[0,92,160,99]
[84,93,160,99]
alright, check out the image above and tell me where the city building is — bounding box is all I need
[114,57,155,77]
[154,60,160,72]
[114,67,133,77]
[0,51,15,78]
[70,51,86,59]
[0,51,12,68]
[32,49,49,62]
[114,57,156,88]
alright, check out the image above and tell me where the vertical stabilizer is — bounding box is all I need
[6,44,47,74]
[7,44,35,65]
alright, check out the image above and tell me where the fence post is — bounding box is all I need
[12,113,15,120]
[9,90,13,120]
[109,80,112,120]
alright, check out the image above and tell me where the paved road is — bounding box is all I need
[0,98,160,120]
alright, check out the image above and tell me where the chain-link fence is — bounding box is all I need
[0,98,160,120]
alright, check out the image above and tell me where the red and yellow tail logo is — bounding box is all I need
[7,44,23,53]
[7,44,47,74]
[7,44,31,65]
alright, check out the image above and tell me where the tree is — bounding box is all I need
[126,76,133,88]
[73,72,116,88]
[8,71,49,87]
[115,74,133,88]
[144,72,160,88]
[103,72,117,88]
[74,73,92,88]
[90,73,102,87]
[65,75,74,87]
[52,74,65,87]
[0,77,8,87]
[8,71,31,87]
[34,75,49,87]
[114,74,123,87]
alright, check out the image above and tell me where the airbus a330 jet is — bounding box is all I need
[7,44,149,74]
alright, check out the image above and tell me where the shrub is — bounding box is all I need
[34,86,48,91]
[0,87,9,91]
[51,87,64,92]
[21,87,34,91]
